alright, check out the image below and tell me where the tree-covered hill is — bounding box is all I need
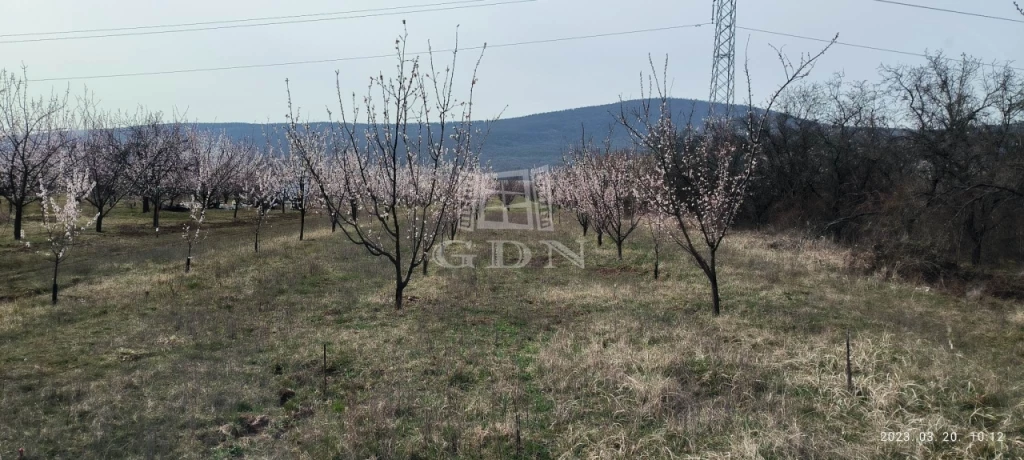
[194,98,726,171]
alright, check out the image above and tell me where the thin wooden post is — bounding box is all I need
[846,329,853,392]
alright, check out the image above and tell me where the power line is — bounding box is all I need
[484,24,711,49]
[27,22,1022,82]
[737,26,1024,71]
[738,26,920,57]
[0,0,488,38]
[30,23,712,82]
[0,0,534,45]
[871,0,1024,24]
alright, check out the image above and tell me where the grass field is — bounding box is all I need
[0,203,1022,459]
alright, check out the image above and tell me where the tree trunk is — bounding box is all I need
[616,241,623,260]
[653,240,661,280]
[254,231,260,253]
[13,203,23,240]
[709,270,721,316]
[185,256,192,273]
[152,201,161,229]
[964,209,984,266]
[971,239,983,266]
[350,200,358,221]
[597,230,603,247]
[95,213,104,233]
[331,213,337,233]
[299,207,305,241]
[395,283,405,311]
[422,259,428,276]
[142,196,150,213]
[51,261,59,305]
[233,201,240,219]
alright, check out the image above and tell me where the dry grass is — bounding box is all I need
[0,205,1022,459]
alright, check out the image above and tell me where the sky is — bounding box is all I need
[1,0,1021,123]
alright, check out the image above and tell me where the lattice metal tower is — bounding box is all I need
[709,0,737,116]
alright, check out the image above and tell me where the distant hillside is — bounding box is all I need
[195,98,727,171]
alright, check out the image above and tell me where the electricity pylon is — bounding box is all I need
[709,0,737,117]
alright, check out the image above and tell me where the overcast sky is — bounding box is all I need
[1,0,1021,123]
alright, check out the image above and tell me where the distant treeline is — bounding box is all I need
[741,52,1023,275]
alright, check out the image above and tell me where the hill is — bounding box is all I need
[194,98,726,171]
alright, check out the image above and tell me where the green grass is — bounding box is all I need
[0,203,1022,459]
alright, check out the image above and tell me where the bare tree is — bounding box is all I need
[882,53,1024,264]
[287,28,485,310]
[0,67,74,240]
[812,75,895,238]
[743,82,826,227]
